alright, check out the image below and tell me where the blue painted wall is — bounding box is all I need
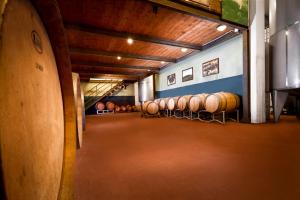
[155,75,243,98]
[155,35,244,98]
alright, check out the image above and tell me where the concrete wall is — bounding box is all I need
[155,35,244,97]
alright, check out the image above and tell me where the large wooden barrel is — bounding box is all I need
[143,101,159,115]
[205,92,240,113]
[106,101,115,111]
[81,87,86,131]
[189,93,208,112]
[167,96,180,111]
[221,92,240,112]
[72,73,83,149]
[177,95,193,111]
[0,0,77,199]
[95,102,105,111]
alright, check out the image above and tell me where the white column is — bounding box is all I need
[250,0,266,123]
[134,82,139,105]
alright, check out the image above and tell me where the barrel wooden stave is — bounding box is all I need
[72,73,83,149]
[167,96,179,111]
[143,101,159,115]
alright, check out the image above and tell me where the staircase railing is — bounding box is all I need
[84,80,125,110]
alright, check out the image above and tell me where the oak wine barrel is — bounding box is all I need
[126,105,132,112]
[142,101,159,115]
[135,104,142,112]
[167,96,180,111]
[72,73,83,149]
[120,105,127,112]
[115,105,120,112]
[158,98,169,110]
[0,0,75,198]
[95,102,105,111]
[177,95,193,111]
[204,92,240,113]
[106,101,115,111]
[189,93,208,112]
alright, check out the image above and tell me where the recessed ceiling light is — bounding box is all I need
[285,31,289,36]
[117,56,122,60]
[161,61,165,64]
[217,25,227,32]
[234,28,239,33]
[147,69,151,72]
[127,38,133,45]
[181,48,188,52]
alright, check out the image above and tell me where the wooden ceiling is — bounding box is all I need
[57,0,239,81]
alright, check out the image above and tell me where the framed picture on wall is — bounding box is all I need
[167,73,176,86]
[182,67,193,82]
[202,58,219,77]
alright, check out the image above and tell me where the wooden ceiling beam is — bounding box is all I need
[70,47,176,63]
[65,23,203,50]
[162,30,240,70]
[79,73,140,81]
[71,60,159,71]
[73,68,146,76]
[148,0,247,30]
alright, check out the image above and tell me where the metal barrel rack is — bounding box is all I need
[96,109,114,115]
[165,109,239,124]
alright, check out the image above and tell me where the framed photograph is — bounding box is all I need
[182,67,193,82]
[202,58,219,77]
[167,73,176,86]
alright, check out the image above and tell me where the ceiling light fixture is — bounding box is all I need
[117,56,122,60]
[234,28,239,33]
[90,78,123,81]
[147,69,151,72]
[181,48,188,53]
[127,38,133,45]
[217,24,227,32]
[161,61,165,64]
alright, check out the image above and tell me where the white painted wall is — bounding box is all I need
[115,83,134,96]
[155,35,243,92]
[134,82,139,105]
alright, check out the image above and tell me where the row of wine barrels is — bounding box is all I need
[0,0,76,199]
[142,101,159,115]
[154,92,240,113]
[95,101,115,111]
